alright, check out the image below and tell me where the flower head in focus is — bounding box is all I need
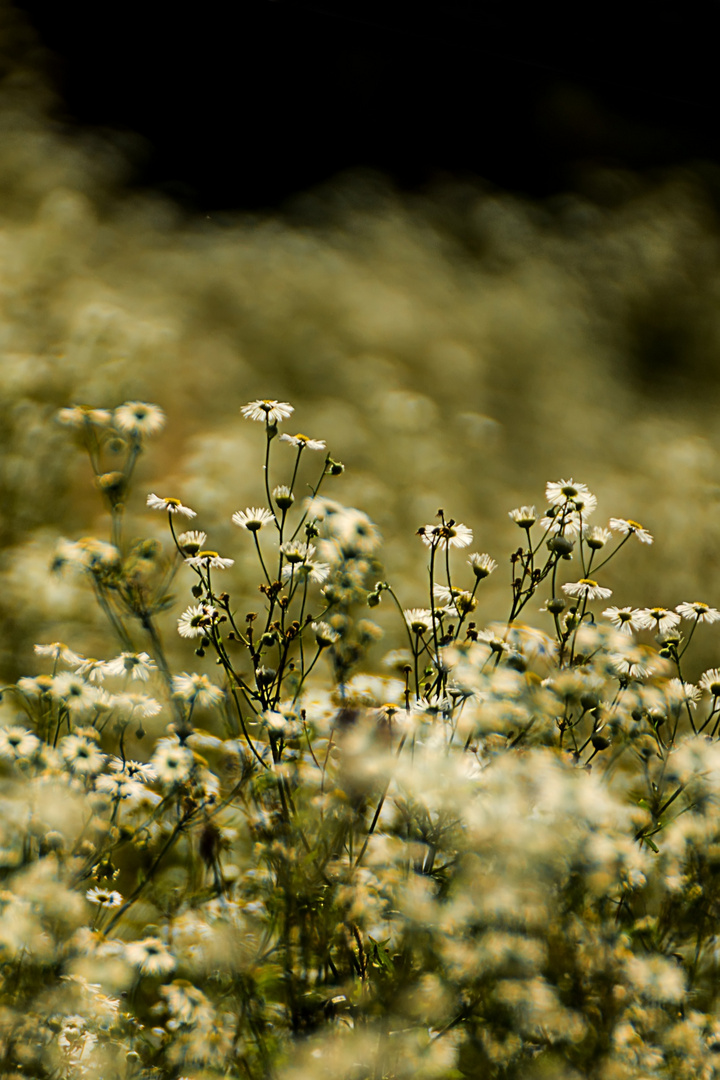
[609,518,654,544]
[562,579,612,602]
[635,607,681,634]
[146,494,197,518]
[545,479,595,511]
[676,601,720,624]
[279,432,326,451]
[241,400,294,424]
[418,521,473,549]
[185,551,235,570]
[232,507,276,532]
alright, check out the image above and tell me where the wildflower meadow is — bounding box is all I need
[4,393,720,1080]
[7,15,720,1073]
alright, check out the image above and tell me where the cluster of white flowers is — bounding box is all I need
[8,411,720,1080]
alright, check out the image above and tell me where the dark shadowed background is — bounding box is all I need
[9,0,720,210]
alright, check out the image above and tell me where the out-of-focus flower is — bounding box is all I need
[0,726,40,760]
[103,652,157,682]
[126,937,177,976]
[151,742,194,785]
[34,641,82,665]
[51,673,100,713]
[58,405,113,427]
[172,672,224,707]
[61,734,106,775]
[114,401,165,437]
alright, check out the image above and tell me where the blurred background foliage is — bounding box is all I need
[3,1,720,682]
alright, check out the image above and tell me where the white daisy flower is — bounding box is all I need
[602,606,644,634]
[61,734,106,775]
[241,399,294,424]
[545,479,594,507]
[17,674,54,696]
[185,550,235,570]
[280,540,315,564]
[95,773,146,800]
[34,642,82,665]
[232,507,276,532]
[468,553,497,579]
[419,522,473,549]
[177,603,217,638]
[51,673,100,713]
[508,505,537,527]
[151,742,194,785]
[79,538,122,572]
[281,560,330,584]
[73,657,110,682]
[125,938,176,976]
[609,648,651,679]
[404,608,435,634]
[114,401,165,437]
[57,405,112,427]
[325,507,382,552]
[665,678,700,709]
[635,607,681,634]
[609,518,654,544]
[109,757,157,782]
[539,510,584,537]
[434,584,476,616]
[279,432,326,451]
[273,485,295,508]
[700,668,720,697]
[676,601,720,624]
[176,530,207,555]
[112,693,163,719]
[0,726,40,760]
[146,494,197,518]
[583,526,612,550]
[103,652,157,682]
[312,621,340,647]
[562,579,612,602]
[172,672,224,707]
[86,887,123,908]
